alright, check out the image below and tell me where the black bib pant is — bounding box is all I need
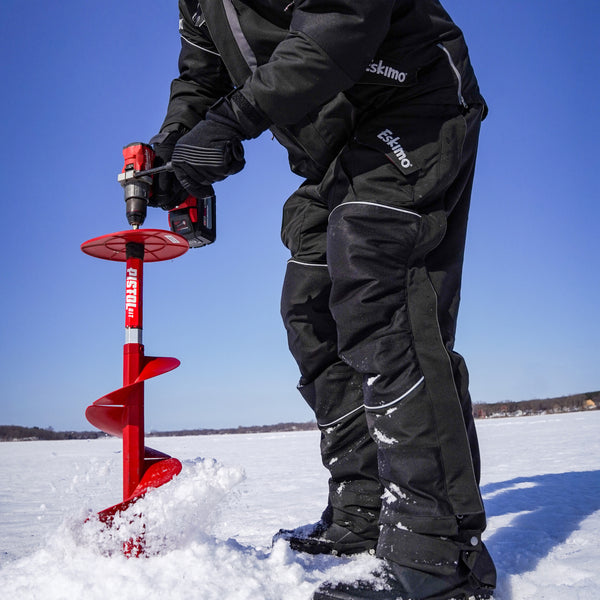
[281,100,495,584]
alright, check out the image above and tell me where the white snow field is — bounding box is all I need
[1,410,599,599]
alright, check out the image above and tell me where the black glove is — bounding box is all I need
[171,90,270,197]
[171,119,245,196]
[148,128,190,210]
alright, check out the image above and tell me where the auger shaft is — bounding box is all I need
[123,241,145,499]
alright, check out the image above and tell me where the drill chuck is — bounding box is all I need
[121,175,152,228]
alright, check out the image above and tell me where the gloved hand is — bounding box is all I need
[171,90,270,197]
[148,128,190,210]
[171,119,245,197]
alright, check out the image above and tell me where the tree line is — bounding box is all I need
[2,391,598,441]
[472,390,599,419]
[0,425,104,442]
[0,421,317,442]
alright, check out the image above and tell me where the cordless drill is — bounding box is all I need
[118,142,216,248]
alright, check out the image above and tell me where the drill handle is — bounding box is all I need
[133,162,173,179]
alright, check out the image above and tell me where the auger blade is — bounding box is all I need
[96,457,183,523]
[85,404,125,438]
[136,356,180,383]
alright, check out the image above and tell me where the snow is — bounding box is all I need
[1,411,599,599]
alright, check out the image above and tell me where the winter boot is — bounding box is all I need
[274,506,378,556]
[313,559,495,600]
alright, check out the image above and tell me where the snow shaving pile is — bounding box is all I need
[1,456,380,600]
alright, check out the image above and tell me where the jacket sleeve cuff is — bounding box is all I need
[150,124,190,146]
[209,89,271,140]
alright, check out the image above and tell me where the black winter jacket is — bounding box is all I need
[160,0,484,181]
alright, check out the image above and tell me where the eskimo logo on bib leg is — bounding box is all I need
[376,129,419,174]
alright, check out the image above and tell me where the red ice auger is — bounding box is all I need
[81,229,187,526]
[80,143,215,554]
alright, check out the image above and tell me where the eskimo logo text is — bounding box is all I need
[377,129,413,169]
[366,60,407,83]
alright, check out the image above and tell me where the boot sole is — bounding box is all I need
[313,579,493,600]
[289,536,377,556]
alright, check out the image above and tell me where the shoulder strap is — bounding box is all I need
[198,0,255,84]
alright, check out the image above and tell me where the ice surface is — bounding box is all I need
[1,411,599,599]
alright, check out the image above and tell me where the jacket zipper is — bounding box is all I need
[437,43,468,110]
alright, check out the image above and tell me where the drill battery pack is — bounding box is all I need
[168,195,216,248]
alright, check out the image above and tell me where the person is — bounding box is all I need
[150,1,497,598]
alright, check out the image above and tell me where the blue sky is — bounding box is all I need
[1,1,598,431]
